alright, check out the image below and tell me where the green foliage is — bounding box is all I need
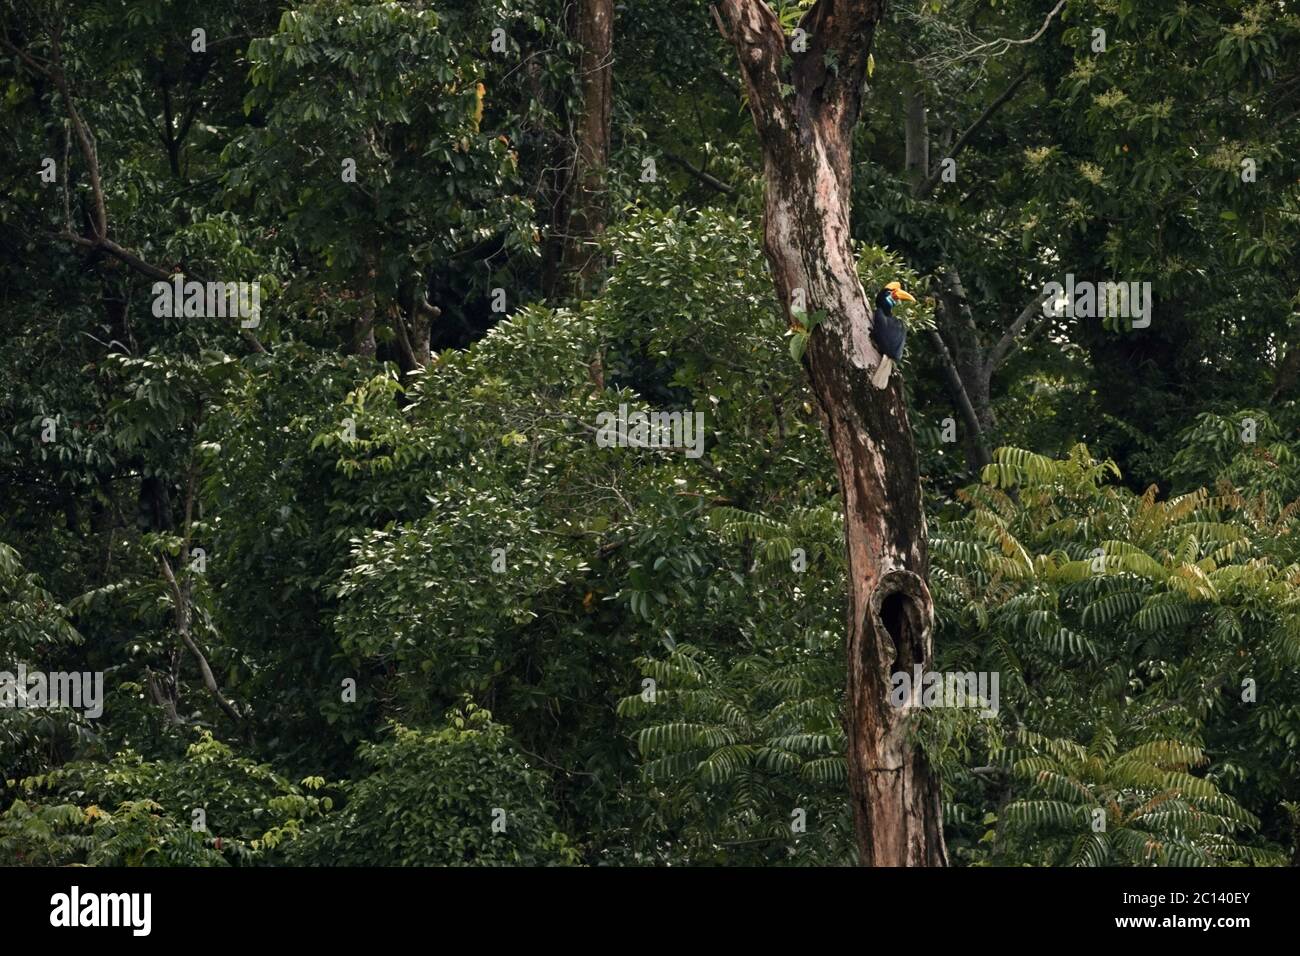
[617,638,854,865]
[1,798,226,867]
[238,0,534,270]
[931,444,1300,863]
[0,542,89,775]
[1000,732,1278,866]
[285,703,577,866]
[4,730,329,865]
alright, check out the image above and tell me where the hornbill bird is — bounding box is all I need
[869,281,916,389]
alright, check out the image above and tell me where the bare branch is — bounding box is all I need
[917,67,1031,198]
[6,27,268,354]
[927,328,988,465]
[929,0,1066,68]
[146,672,184,725]
[158,554,243,724]
[986,288,1053,373]
[44,32,108,238]
[664,151,738,195]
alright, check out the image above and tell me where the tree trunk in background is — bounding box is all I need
[901,64,1052,476]
[903,79,929,192]
[349,249,378,357]
[557,0,613,299]
[716,0,947,866]
[1272,335,1300,402]
[901,83,991,474]
[933,268,994,472]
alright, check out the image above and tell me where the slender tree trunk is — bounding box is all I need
[933,268,994,472]
[901,86,992,474]
[903,79,929,192]
[715,0,947,866]
[929,265,1053,475]
[558,0,613,299]
[927,324,992,473]
[350,248,378,357]
[902,62,1049,474]
[1272,331,1300,402]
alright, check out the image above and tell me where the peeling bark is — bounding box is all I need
[715,0,947,866]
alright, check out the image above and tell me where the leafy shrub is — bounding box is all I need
[285,703,577,866]
[3,730,329,866]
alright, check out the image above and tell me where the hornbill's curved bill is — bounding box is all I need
[870,281,916,389]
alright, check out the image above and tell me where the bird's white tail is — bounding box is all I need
[870,356,893,389]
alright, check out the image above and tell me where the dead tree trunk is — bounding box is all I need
[714,0,947,866]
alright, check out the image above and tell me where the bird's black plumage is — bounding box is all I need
[870,288,907,361]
